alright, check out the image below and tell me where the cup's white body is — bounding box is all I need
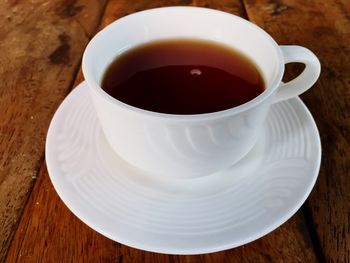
[82,7,301,178]
[89,86,273,177]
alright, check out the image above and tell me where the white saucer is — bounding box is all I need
[46,81,321,255]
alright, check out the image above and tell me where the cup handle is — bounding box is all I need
[273,45,321,103]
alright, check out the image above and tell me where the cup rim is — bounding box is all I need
[82,6,284,120]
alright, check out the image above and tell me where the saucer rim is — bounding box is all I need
[46,81,321,255]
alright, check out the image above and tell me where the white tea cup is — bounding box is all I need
[82,7,320,178]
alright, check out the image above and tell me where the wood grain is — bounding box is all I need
[242,0,350,262]
[0,0,106,261]
[98,0,247,29]
[5,0,321,262]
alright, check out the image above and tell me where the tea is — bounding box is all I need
[101,39,265,114]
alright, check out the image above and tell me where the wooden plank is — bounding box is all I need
[0,0,106,261]
[242,0,350,262]
[98,0,248,29]
[6,0,320,262]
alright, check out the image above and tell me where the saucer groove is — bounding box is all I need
[46,82,321,254]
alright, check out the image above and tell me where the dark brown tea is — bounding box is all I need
[101,39,265,114]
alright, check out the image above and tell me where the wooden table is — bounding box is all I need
[0,0,349,262]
